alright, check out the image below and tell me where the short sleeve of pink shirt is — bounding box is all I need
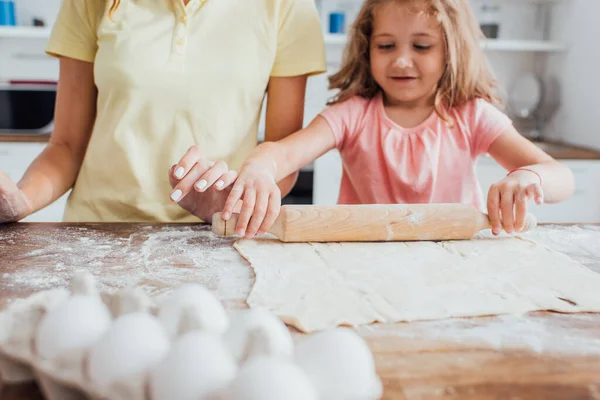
[465,98,513,156]
[319,96,370,151]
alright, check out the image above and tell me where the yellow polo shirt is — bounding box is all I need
[45,0,326,222]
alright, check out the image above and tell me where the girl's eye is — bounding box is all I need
[414,44,432,51]
[377,43,395,50]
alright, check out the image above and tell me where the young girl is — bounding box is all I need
[170,0,574,238]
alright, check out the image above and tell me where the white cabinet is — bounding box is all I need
[0,142,68,222]
[313,151,600,223]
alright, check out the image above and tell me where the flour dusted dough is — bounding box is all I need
[234,236,600,333]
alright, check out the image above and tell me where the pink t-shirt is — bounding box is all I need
[319,93,512,211]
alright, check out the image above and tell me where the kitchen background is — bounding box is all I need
[0,0,599,223]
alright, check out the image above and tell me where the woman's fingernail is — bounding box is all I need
[537,197,544,204]
[222,212,230,220]
[195,180,208,190]
[215,180,224,189]
[237,229,245,237]
[174,167,185,179]
[170,189,182,202]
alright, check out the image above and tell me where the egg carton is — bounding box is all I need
[0,271,383,400]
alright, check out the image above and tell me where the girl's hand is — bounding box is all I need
[169,146,238,218]
[0,170,33,223]
[222,160,281,239]
[487,169,544,235]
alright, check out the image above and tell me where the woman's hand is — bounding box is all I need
[169,146,238,221]
[222,159,281,239]
[487,169,544,235]
[0,170,33,223]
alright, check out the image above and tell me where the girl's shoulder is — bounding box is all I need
[449,97,510,127]
[323,95,378,119]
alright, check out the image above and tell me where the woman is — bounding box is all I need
[0,0,326,223]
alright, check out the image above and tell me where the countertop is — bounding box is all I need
[1,222,600,400]
[2,133,600,160]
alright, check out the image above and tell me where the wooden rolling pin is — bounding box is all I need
[211,204,537,242]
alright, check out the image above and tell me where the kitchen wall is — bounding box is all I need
[545,0,600,151]
[1,0,595,148]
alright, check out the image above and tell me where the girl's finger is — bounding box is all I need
[172,145,205,180]
[236,188,257,237]
[500,188,516,234]
[222,182,244,220]
[246,188,270,238]
[170,161,211,202]
[214,170,238,191]
[514,189,528,232]
[533,183,544,205]
[487,185,501,235]
[258,189,281,236]
[194,161,229,192]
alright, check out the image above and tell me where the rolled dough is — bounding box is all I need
[234,236,600,333]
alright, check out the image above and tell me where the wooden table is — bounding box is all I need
[1,223,600,400]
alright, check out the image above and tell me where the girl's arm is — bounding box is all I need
[487,126,575,234]
[263,75,309,197]
[223,115,336,238]
[0,57,97,222]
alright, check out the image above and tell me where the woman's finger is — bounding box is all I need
[172,145,205,180]
[194,161,229,192]
[170,160,211,202]
[215,170,238,191]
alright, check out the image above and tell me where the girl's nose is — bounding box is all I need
[394,56,413,68]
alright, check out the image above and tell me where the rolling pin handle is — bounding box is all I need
[521,213,538,233]
[211,212,239,237]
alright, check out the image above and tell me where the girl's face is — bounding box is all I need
[369,2,446,107]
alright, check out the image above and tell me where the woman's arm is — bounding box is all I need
[0,57,97,221]
[487,127,575,233]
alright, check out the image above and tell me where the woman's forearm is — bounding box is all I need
[18,141,84,213]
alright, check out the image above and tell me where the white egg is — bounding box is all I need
[150,331,237,400]
[294,328,383,400]
[223,308,293,363]
[157,284,229,338]
[87,312,170,392]
[227,356,318,400]
[35,294,112,361]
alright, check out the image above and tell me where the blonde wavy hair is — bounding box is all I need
[328,0,502,119]
[108,0,121,19]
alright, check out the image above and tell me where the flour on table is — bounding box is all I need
[1,226,253,307]
[234,232,600,333]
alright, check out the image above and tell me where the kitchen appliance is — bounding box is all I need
[0,80,56,134]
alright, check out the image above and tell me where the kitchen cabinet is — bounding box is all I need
[313,150,600,223]
[0,141,68,222]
